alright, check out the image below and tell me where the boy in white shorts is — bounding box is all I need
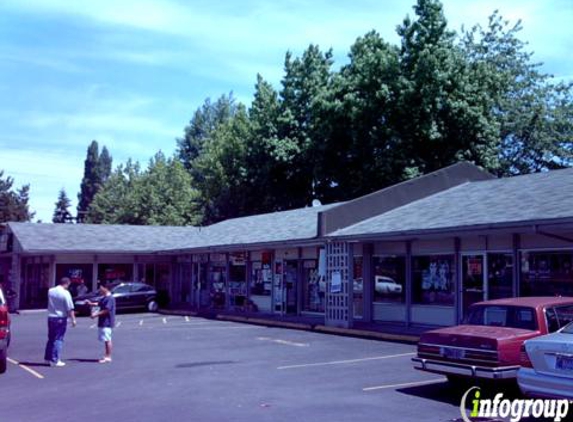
[87,281,116,363]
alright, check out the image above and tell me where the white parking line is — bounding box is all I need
[363,378,444,391]
[162,317,167,324]
[257,337,309,347]
[139,320,144,326]
[7,358,44,380]
[89,323,96,329]
[277,352,416,370]
[116,321,122,328]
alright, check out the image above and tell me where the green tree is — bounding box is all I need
[87,156,200,226]
[85,160,141,225]
[461,11,573,175]
[321,31,401,201]
[98,146,113,184]
[243,74,282,214]
[137,152,201,226]
[276,45,334,209]
[52,188,73,223]
[0,170,34,222]
[177,93,238,171]
[193,106,251,224]
[77,140,113,222]
[395,0,499,176]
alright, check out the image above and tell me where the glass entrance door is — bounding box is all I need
[462,255,485,317]
[284,260,298,314]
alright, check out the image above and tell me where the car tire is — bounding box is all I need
[6,332,10,348]
[147,300,158,312]
[0,349,7,374]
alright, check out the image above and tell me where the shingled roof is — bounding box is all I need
[7,223,200,254]
[175,202,341,251]
[6,165,573,254]
[6,203,340,254]
[329,167,573,238]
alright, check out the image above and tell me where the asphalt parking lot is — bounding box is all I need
[5,312,532,422]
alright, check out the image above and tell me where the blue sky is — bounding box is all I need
[1,0,572,222]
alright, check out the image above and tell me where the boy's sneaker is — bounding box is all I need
[98,357,112,364]
[51,360,66,367]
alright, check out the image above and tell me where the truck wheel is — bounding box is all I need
[0,349,7,374]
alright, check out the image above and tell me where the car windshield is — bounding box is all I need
[465,305,538,330]
[108,283,124,292]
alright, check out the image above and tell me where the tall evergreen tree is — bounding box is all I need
[0,170,34,222]
[98,146,113,184]
[52,188,72,223]
[276,45,333,209]
[177,93,238,171]
[322,31,401,201]
[244,74,282,214]
[77,140,113,223]
[461,11,573,175]
[395,0,498,176]
[77,141,100,223]
[193,106,251,224]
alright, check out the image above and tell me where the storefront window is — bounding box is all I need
[373,256,406,303]
[302,260,324,312]
[353,257,363,317]
[98,263,133,285]
[521,251,573,297]
[250,252,272,296]
[413,255,455,306]
[229,253,247,307]
[251,262,271,296]
[210,259,227,309]
[488,253,513,299]
[57,264,93,298]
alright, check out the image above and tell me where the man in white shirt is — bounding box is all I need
[44,277,76,367]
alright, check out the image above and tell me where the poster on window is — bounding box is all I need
[331,271,342,293]
[419,257,454,305]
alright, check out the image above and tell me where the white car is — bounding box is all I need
[375,276,402,295]
[518,322,573,399]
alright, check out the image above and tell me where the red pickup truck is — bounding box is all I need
[412,297,573,382]
[0,286,12,373]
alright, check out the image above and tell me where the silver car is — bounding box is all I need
[518,322,573,399]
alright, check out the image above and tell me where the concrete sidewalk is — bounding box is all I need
[159,308,425,344]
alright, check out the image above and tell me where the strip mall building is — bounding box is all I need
[2,162,573,328]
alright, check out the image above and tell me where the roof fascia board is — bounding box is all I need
[326,217,573,243]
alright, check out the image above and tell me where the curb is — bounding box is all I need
[159,309,419,344]
[314,325,419,344]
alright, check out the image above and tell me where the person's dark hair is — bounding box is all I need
[59,277,71,286]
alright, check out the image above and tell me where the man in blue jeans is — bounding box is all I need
[44,277,76,367]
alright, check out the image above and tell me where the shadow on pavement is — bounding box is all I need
[17,361,51,367]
